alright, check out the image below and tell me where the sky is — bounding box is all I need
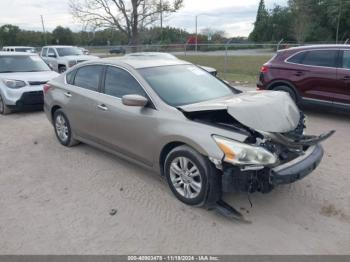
[0,0,288,37]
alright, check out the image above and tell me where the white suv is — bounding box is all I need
[0,52,59,114]
[2,46,36,53]
[41,46,98,73]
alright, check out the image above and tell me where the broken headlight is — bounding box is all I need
[213,135,277,166]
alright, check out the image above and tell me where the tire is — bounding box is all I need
[58,65,67,74]
[164,145,213,206]
[272,85,298,103]
[53,109,79,147]
[0,94,11,115]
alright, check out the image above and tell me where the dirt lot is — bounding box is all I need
[0,100,349,254]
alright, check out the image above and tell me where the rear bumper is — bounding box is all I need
[221,144,324,193]
[8,91,43,110]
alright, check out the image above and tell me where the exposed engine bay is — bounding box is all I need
[183,109,334,194]
[184,109,334,166]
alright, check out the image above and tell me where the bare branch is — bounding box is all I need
[69,0,183,44]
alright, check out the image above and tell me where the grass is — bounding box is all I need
[176,55,273,85]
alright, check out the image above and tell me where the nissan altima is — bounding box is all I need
[43,57,334,211]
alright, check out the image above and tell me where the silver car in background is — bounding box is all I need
[0,52,59,114]
[124,52,218,76]
[43,57,333,214]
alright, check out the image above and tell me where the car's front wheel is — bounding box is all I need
[58,65,67,74]
[164,145,210,206]
[0,94,11,115]
[53,109,79,147]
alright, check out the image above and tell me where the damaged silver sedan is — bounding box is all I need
[43,57,334,218]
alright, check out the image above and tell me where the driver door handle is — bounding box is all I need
[64,92,72,98]
[97,104,108,111]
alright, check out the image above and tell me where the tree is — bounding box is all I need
[288,0,314,43]
[69,0,183,45]
[249,0,270,42]
[201,28,226,42]
[0,25,20,46]
[269,5,294,42]
[52,26,74,45]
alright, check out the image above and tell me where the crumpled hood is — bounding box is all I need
[0,71,59,83]
[179,91,300,133]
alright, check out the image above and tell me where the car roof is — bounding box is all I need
[3,46,35,48]
[280,44,350,53]
[100,56,191,69]
[0,51,38,56]
[125,52,176,58]
[42,45,75,48]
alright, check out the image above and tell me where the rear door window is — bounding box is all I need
[342,50,350,69]
[73,65,103,92]
[103,66,146,98]
[301,50,338,67]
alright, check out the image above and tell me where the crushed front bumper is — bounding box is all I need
[221,144,324,193]
[270,144,323,185]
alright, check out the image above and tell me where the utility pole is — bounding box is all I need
[41,15,47,45]
[336,0,342,44]
[195,15,198,52]
[160,0,163,42]
[160,0,163,29]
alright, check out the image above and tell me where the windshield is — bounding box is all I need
[56,47,83,57]
[138,65,234,106]
[0,55,51,73]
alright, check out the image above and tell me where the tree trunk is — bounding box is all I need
[130,0,139,46]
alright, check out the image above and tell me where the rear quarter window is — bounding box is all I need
[73,65,103,91]
[287,51,307,64]
[66,70,76,84]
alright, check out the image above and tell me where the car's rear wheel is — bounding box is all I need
[53,109,79,147]
[0,95,11,115]
[164,145,210,206]
[272,85,297,103]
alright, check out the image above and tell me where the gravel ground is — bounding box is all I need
[0,101,349,254]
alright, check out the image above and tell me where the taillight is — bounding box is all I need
[260,66,269,73]
[43,84,51,94]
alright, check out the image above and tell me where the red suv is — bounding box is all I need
[257,45,350,109]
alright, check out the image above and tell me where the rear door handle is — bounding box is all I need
[64,92,72,98]
[97,104,108,111]
[294,71,305,76]
[343,76,350,80]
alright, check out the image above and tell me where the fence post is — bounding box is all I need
[277,39,284,51]
[224,44,228,79]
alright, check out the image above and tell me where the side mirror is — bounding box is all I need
[48,52,56,58]
[122,94,148,107]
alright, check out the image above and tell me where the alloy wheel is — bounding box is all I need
[169,157,202,199]
[55,114,69,143]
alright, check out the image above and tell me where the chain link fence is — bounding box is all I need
[84,41,347,85]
